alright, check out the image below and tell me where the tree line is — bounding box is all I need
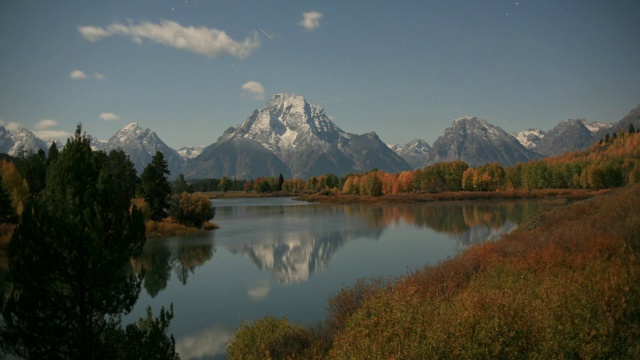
[173,129,640,197]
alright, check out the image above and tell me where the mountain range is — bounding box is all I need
[1,95,638,179]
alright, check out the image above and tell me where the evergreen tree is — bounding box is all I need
[47,141,59,166]
[172,173,193,194]
[0,126,178,359]
[0,173,17,224]
[17,149,47,196]
[140,152,172,221]
[278,173,285,191]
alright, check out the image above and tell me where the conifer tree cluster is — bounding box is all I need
[0,126,179,359]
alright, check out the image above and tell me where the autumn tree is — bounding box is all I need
[219,176,233,193]
[0,160,29,217]
[169,192,216,228]
[0,126,178,359]
[140,151,172,221]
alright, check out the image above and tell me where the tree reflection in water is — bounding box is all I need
[132,236,216,297]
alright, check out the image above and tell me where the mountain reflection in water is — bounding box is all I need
[136,199,559,286]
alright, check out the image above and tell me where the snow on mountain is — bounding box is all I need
[177,146,205,160]
[513,128,546,149]
[96,123,185,178]
[0,126,48,157]
[389,138,432,169]
[188,93,410,179]
[580,119,613,134]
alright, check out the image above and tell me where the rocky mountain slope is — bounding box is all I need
[429,116,540,167]
[94,123,185,178]
[184,93,411,179]
[534,119,600,157]
[0,126,48,157]
[388,138,432,169]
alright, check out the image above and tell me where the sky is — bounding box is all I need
[1,0,639,149]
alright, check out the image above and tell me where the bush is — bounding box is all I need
[226,316,319,360]
[169,192,215,228]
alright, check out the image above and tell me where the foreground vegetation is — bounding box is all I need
[1,127,180,359]
[227,183,640,359]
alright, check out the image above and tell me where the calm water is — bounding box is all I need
[126,197,563,359]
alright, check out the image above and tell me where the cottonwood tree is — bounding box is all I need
[0,126,179,360]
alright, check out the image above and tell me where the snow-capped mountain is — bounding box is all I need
[513,128,546,150]
[430,116,540,167]
[177,146,205,160]
[185,93,411,179]
[95,123,184,178]
[388,138,432,169]
[580,119,612,134]
[535,119,597,156]
[0,126,48,157]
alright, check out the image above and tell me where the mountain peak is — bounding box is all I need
[185,93,410,178]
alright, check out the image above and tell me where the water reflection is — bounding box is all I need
[133,235,215,297]
[217,199,562,284]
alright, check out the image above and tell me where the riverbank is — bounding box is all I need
[227,184,640,358]
[204,190,295,199]
[295,188,609,204]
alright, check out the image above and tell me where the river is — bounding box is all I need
[126,197,563,359]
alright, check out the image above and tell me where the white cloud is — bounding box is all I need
[70,70,88,80]
[300,11,323,30]
[33,130,73,141]
[247,278,271,301]
[241,81,265,100]
[70,70,104,80]
[34,119,59,130]
[99,112,120,121]
[0,119,22,132]
[78,20,260,59]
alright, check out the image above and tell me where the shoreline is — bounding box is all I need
[295,188,609,204]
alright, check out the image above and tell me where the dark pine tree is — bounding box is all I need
[17,149,47,196]
[278,173,284,191]
[0,125,178,360]
[140,151,172,221]
[0,173,18,224]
